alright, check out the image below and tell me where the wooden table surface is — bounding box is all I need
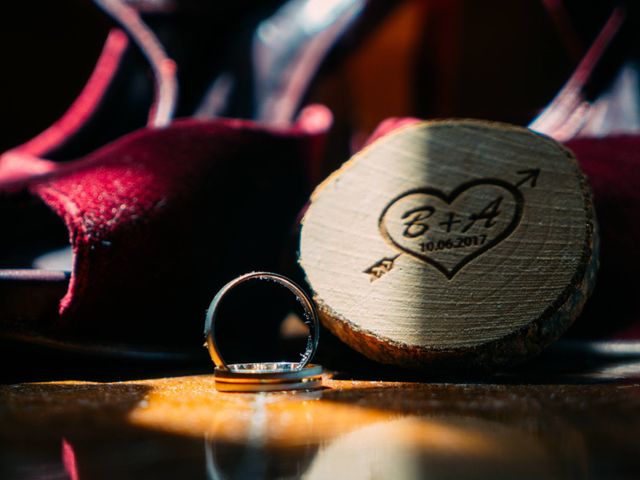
[1,340,640,479]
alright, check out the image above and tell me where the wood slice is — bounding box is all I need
[299,120,598,371]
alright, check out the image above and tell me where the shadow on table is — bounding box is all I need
[324,339,640,384]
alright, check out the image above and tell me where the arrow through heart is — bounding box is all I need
[365,174,530,281]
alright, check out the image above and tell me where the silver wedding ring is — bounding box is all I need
[204,272,322,392]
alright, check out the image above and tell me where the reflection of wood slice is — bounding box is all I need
[304,416,578,480]
[299,120,598,370]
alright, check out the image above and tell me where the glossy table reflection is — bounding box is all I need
[2,341,640,479]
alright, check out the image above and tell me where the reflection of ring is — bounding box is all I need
[204,272,322,392]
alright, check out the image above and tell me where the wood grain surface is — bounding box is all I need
[299,120,598,370]
[2,349,640,480]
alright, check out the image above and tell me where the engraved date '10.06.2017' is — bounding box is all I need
[364,170,539,281]
[419,234,487,253]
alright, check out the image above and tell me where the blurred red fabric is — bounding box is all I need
[0,106,331,344]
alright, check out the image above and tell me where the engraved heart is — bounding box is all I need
[379,179,524,278]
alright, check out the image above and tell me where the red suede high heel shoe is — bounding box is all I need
[0,0,179,367]
[532,3,640,339]
[0,105,331,367]
[0,1,342,367]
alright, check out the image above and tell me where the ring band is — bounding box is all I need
[213,363,323,393]
[213,363,323,392]
[216,362,322,382]
[214,378,323,392]
[204,272,320,372]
